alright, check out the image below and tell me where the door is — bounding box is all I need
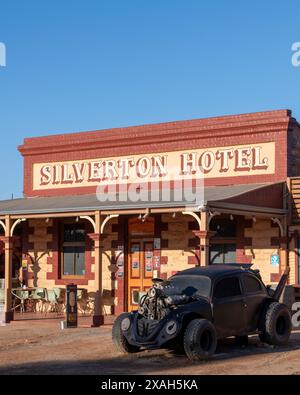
[212,275,247,337]
[127,240,154,311]
[241,274,267,332]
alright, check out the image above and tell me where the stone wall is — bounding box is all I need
[26,219,55,289]
[160,213,196,278]
[244,218,280,285]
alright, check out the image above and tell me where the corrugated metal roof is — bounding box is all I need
[0,183,284,216]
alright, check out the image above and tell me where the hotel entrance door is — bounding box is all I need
[127,239,154,311]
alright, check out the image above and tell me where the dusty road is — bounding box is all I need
[0,320,300,375]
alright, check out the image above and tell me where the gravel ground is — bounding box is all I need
[0,320,300,375]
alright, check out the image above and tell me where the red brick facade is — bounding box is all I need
[13,109,300,317]
[18,109,293,197]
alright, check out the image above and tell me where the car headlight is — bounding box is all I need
[121,317,131,331]
[165,320,177,335]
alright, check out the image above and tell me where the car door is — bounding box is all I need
[241,274,268,332]
[212,275,246,338]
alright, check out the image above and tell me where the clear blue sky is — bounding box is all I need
[0,0,299,200]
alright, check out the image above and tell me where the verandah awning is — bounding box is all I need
[0,182,286,218]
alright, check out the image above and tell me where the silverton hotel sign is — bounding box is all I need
[33,142,275,191]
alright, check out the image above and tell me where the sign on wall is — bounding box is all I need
[271,253,280,267]
[32,142,276,191]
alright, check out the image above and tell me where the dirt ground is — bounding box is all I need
[0,319,300,375]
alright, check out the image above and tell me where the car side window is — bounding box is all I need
[214,276,242,299]
[242,275,262,294]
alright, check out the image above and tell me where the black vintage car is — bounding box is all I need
[112,265,292,361]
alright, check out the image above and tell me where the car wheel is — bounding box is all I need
[183,318,217,361]
[234,335,248,347]
[259,302,292,346]
[112,313,140,354]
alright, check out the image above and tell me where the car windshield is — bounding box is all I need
[167,275,211,299]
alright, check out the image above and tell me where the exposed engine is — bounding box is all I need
[138,278,190,321]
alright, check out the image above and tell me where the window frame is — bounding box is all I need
[213,275,243,300]
[60,221,87,280]
[241,274,264,295]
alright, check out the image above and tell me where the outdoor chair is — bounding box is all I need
[0,288,4,304]
[13,290,29,313]
[53,287,65,313]
[44,289,60,314]
[29,288,47,313]
[77,289,90,315]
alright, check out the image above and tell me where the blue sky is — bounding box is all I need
[0,0,299,200]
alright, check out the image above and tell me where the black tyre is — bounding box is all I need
[112,313,140,354]
[183,318,217,361]
[259,302,292,346]
[234,335,249,347]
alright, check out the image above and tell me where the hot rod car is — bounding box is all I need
[112,265,292,361]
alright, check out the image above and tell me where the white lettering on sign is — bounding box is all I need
[33,142,275,190]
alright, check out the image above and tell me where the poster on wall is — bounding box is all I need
[117,270,124,278]
[116,250,124,268]
[271,253,280,267]
[153,255,160,269]
[146,262,152,272]
[154,238,161,250]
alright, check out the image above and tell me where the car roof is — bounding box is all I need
[173,265,250,280]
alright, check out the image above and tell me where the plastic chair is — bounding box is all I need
[53,287,65,313]
[13,290,29,313]
[44,289,60,314]
[0,289,4,304]
[77,289,89,315]
[29,288,47,313]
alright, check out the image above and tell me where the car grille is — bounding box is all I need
[137,318,159,338]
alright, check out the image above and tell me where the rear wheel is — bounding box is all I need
[259,302,291,346]
[112,313,140,354]
[183,318,217,361]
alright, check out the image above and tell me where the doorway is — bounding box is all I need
[127,239,154,311]
[126,217,155,311]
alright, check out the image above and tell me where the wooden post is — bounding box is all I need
[193,211,216,266]
[4,215,13,323]
[92,211,104,327]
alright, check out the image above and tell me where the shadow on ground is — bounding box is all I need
[1,336,300,375]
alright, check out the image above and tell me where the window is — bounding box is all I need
[61,223,86,278]
[210,218,236,238]
[242,275,262,294]
[214,276,241,299]
[209,216,236,265]
[210,244,236,264]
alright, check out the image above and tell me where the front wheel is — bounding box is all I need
[259,302,292,346]
[183,318,217,361]
[112,313,140,354]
